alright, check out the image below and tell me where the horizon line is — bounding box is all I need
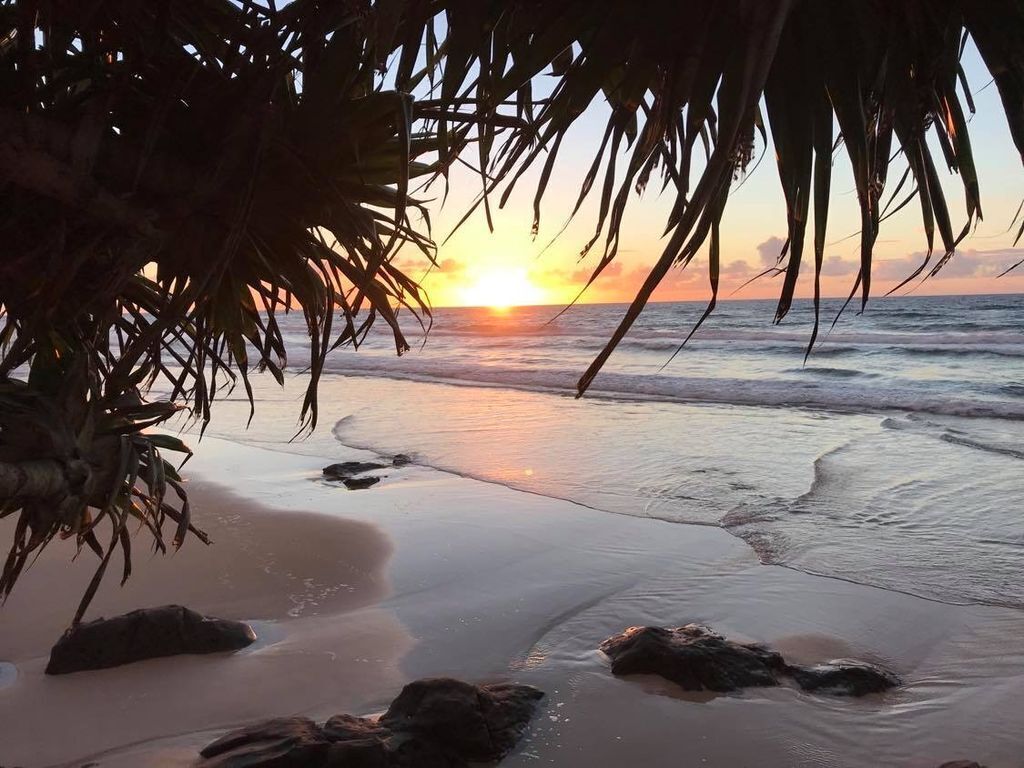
[429,289,1024,311]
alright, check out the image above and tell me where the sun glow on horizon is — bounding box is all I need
[459,267,547,309]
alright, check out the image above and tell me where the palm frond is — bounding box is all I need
[391,0,1022,392]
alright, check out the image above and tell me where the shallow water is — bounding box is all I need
[193,295,1024,609]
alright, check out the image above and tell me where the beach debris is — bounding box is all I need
[600,624,900,697]
[391,453,413,467]
[322,461,390,479]
[197,677,544,767]
[600,624,785,692]
[344,476,382,490]
[787,659,902,696]
[46,605,256,675]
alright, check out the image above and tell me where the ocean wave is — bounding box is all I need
[303,355,1024,421]
[1002,383,1024,398]
[939,434,1024,460]
[659,328,1024,347]
[804,346,858,358]
[620,337,859,358]
[899,346,1024,359]
[423,325,1024,357]
[429,324,1024,344]
[881,414,1024,460]
[783,367,877,379]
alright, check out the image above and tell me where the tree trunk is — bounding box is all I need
[0,459,72,501]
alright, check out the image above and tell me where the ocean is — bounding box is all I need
[206,293,1024,611]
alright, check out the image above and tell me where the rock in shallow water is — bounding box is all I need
[344,476,381,490]
[788,659,901,696]
[323,461,389,479]
[600,624,900,697]
[197,677,544,767]
[46,605,256,675]
[599,624,786,692]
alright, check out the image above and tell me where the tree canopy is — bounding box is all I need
[2,0,1022,622]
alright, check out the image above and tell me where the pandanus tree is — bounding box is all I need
[2,0,1022,622]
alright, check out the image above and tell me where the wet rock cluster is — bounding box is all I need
[197,677,544,768]
[322,455,413,490]
[600,624,900,697]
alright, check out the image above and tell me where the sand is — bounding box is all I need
[0,476,408,767]
[1,435,1022,767]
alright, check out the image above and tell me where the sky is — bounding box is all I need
[395,42,1024,308]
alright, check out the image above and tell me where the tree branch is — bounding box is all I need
[0,458,73,501]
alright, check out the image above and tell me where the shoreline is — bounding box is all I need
[330,424,1002,613]
[1,434,1022,766]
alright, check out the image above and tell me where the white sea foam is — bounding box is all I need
[306,355,1024,421]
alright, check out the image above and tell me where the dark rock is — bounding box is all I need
[600,624,785,692]
[198,717,330,767]
[382,678,544,763]
[601,625,903,699]
[384,738,452,768]
[197,678,543,767]
[476,682,548,757]
[323,461,389,479]
[344,476,381,490]
[788,659,901,696]
[321,715,391,767]
[321,713,389,743]
[382,678,492,760]
[937,762,986,768]
[46,605,256,675]
[391,454,413,467]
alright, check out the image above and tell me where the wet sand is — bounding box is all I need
[1,436,1022,767]
[0,479,408,767]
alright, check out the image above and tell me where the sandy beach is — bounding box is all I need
[2,432,1022,767]
[6,4,1024,766]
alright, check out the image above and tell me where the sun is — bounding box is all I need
[460,267,546,309]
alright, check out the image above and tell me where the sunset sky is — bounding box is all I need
[398,42,1024,308]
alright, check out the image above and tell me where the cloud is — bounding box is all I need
[393,257,428,272]
[650,262,704,289]
[820,255,859,277]
[874,247,1024,282]
[438,257,464,274]
[756,236,787,267]
[570,261,623,283]
[754,235,858,278]
[722,259,756,278]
